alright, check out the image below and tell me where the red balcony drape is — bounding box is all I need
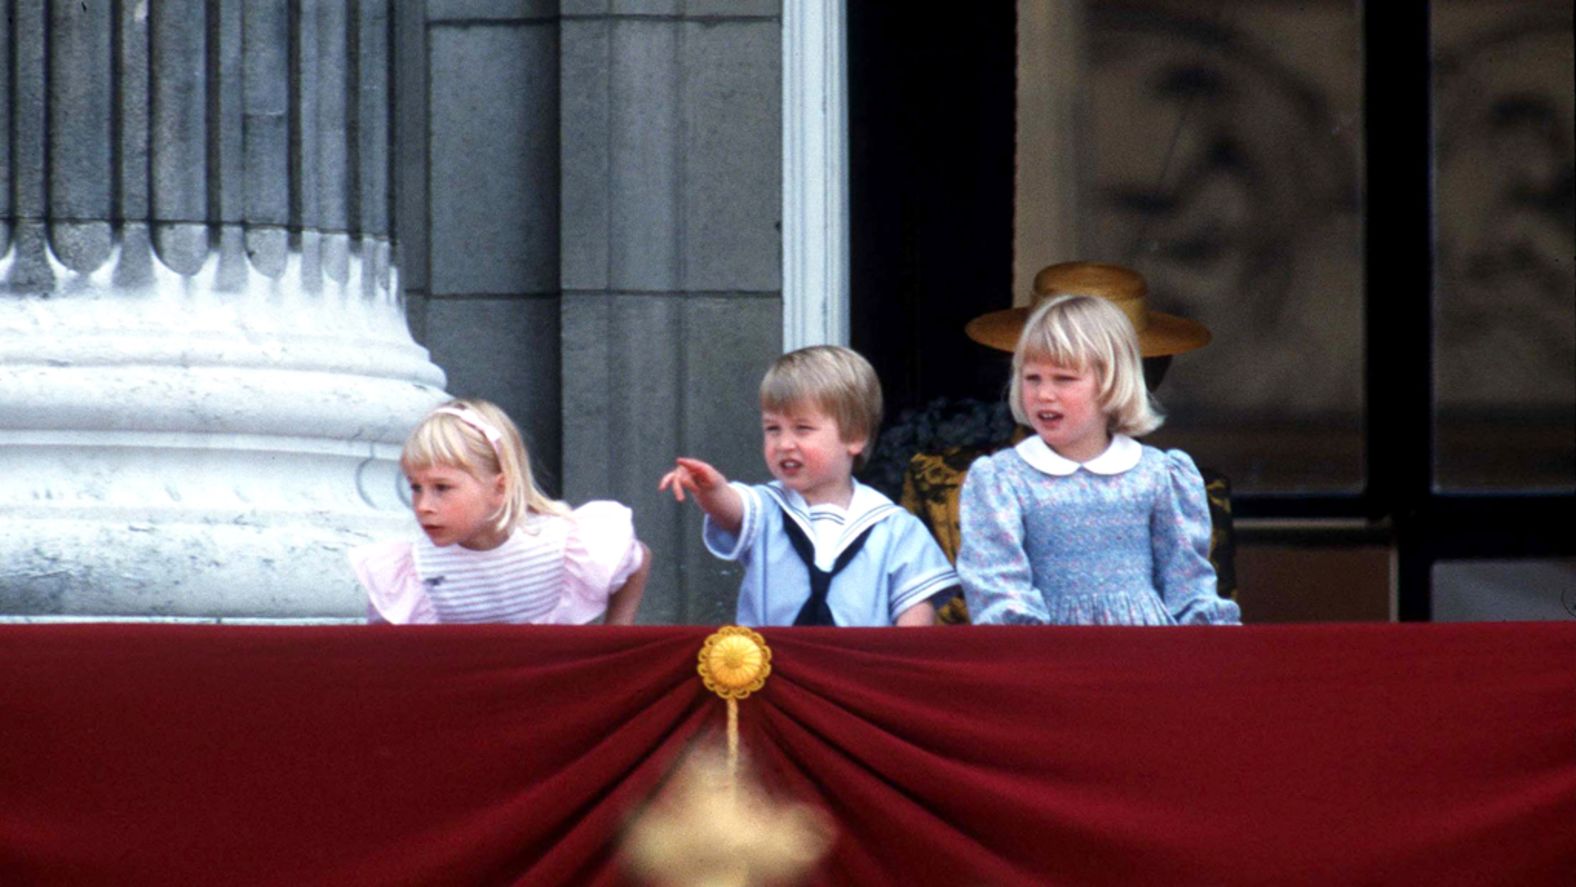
[1,622,1571,885]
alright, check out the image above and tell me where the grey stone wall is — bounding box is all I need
[402,1,565,484]
[402,1,783,623]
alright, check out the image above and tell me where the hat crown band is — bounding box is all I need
[1033,289,1150,333]
[965,261,1209,356]
[1032,262,1151,333]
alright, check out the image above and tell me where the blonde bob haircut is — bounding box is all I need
[759,345,883,471]
[400,398,568,536]
[1009,294,1164,437]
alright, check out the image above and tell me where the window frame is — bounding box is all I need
[841,1,1576,620]
[1230,2,1576,620]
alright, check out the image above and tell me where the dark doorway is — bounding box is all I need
[847,3,1017,416]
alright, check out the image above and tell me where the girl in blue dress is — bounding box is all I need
[956,293,1241,626]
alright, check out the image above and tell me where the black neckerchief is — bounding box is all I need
[778,503,876,627]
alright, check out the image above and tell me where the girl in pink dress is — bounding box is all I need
[349,399,649,624]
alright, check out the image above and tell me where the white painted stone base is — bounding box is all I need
[2,456,415,619]
[1,238,447,619]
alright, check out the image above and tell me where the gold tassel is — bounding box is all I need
[622,627,832,887]
[696,625,772,781]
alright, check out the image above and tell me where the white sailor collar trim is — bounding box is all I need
[1014,433,1141,476]
[763,480,902,558]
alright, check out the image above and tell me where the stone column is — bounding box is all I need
[1014,0,1088,299]
[0,1,445,619]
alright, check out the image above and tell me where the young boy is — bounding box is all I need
[660,345,958,626]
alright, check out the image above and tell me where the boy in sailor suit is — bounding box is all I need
[660,346,959,626]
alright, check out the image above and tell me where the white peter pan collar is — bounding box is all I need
[1014,433,1142,476]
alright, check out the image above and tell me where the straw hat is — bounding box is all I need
[965,261,1212,357]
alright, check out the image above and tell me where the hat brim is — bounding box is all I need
[965,307,1212,357]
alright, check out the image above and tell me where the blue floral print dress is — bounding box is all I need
[957,434,1241,626]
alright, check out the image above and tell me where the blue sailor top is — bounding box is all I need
[703,479,960,627]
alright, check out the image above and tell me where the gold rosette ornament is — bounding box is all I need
[698,625,771,699]
[696,626,772,789]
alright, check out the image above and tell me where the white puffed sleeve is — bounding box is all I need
[348,539,439,624]
[555,501,643,624]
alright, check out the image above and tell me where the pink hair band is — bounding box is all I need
[432,406,504,458]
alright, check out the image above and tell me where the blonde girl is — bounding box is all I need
[350,399,649,624]
[957,295,1239,625]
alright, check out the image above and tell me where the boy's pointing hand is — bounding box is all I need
[659,457,743,536]
[659,457,724,502]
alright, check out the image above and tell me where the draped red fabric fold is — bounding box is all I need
[749,624,1576,885]
[1,622,1571,886]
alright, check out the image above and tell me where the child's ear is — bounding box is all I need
[845,435,868,459]
[493,472,508,496]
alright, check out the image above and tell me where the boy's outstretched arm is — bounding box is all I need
[659,457,745,536]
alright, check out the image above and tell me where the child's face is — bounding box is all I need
[405,463,509,550]
[761,402,865,507]
[1019,359,1110,462]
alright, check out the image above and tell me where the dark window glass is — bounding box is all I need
[1432,2,1576,492]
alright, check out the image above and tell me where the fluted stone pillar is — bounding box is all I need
[0,2,445,619]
